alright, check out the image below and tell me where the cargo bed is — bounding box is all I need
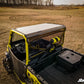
[39,62,84,84]
[30,48,84,84]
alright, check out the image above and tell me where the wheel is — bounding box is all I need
[3,58,13,73]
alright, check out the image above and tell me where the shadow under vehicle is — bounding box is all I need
[3,23,84,84]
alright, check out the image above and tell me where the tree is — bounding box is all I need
[6,0,9,5]
[0,0,53,6]
[13,0,16,5]
[26,0,29,5]
[45,0,53,6]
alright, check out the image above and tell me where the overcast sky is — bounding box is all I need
[53,0,84,5]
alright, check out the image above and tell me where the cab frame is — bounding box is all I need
[4,23,66,84]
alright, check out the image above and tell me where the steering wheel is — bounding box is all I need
[16,43,25,54]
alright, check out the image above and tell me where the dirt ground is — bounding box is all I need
[0,7,84,84]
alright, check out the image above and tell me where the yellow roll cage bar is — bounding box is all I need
[7,30,41,84]
[8,30,29,65]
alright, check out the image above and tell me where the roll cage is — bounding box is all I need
[8,30,29,65]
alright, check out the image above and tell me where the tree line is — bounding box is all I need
[0,0,53,6]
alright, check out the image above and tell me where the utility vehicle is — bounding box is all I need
[3,23,84,84]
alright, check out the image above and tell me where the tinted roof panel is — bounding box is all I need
[15,23,66,38]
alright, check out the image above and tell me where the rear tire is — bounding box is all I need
[3,58,13,73]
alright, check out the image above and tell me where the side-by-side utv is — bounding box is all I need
[3,23,84,84]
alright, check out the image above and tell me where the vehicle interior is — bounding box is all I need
[11,31,64,66]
